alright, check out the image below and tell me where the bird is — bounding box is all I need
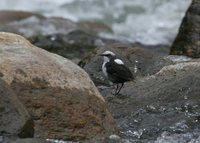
[100,50,134,95]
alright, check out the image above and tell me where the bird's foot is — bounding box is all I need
[111,90,117,96]
[111,90,121,96]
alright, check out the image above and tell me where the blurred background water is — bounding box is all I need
[0,0,191,45]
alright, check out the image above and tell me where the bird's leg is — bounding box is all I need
[116,83,124,95]
[111,84,119,95]
[114,84,119,95]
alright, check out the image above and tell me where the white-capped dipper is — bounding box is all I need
[100,51,134,95]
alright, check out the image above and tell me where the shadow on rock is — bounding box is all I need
[0,79,34,139]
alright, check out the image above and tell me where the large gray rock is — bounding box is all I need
[0,79,33,138]
[0,32,116,141]
[170,0,200,58]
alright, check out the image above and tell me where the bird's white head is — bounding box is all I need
[100,51,115,63]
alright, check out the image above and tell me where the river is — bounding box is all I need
[0,0,191,45]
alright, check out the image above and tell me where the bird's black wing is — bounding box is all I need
[105,62,133,82]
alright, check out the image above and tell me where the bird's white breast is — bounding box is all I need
[102,62,108,77]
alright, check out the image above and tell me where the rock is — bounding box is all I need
[100,61,200,142]
[78,43,170,85]
[154,131,200,143]
[28,30,116,64]
[0,134,18,143]
[0,79,33,138]
[29,30,99,63]
[0,32,116,141]
[170,0,200,58]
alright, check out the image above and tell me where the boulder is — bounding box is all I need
[0,32,116,141]
[0,79,33,138]
[170,0,200,58]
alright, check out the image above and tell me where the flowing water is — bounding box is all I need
[0,0,191,45]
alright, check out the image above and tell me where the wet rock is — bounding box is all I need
[0,79,34,138]
[0,32,116,141]
[100,61,200,142]
[153,131,200,143]
[29,30,99,63]
[170,0,200,58]
[78,43,171,85]
[0,134,18,143]
[28,30,117,63]
[88,134,130,143]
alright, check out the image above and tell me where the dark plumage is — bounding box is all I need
[100,51,134,95]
